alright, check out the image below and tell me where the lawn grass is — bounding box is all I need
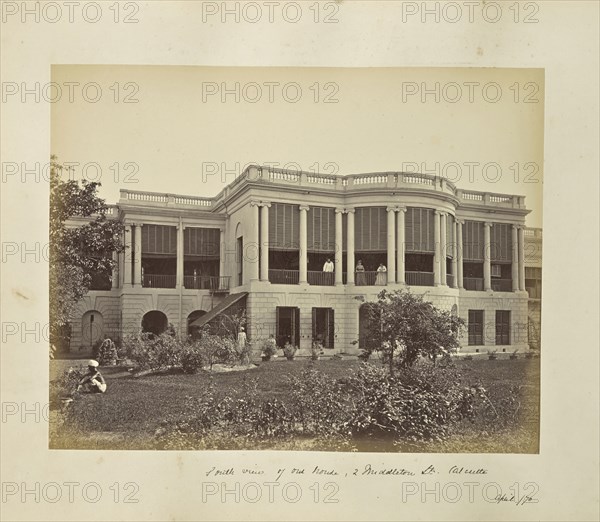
[49,357,540,453]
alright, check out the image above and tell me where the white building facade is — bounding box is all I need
[68,166,539,355]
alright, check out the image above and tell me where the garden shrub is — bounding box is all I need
[344,363,477,443]
[120,332,184,371]
[180,343,204,374]
[196,333,238,369]
[96,338,118,365]
[287,368,347,436]
[50,367,87,402]
[153,361,520,450]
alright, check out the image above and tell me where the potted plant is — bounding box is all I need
[487,350,497,360]
[261,338,277,362]
[283,342,298,361]
[509,349,519,360]
[311,341,324,361]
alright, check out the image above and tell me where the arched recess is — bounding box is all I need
[187,310,207,339]
[141,310,169,336]
[81,310,104,350]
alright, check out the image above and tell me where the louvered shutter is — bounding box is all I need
[490,223,511,262]
[405,208,415,252]
[463,221,484,261]
[269,204,299,250]
[142,225,177,255]
[184,228,220,258]
[446,214,455,258]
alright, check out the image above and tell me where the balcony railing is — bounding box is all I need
[184,275,230,291]
[355,271,384,286]
[404,271,435,287]
[307,271,336,286]
[491,279,513,292]
[269,269,300,285]
[143,274,176,288]
[446,274,455,287]
[464,277,484,291]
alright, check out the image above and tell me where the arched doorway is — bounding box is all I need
[187,310,207,339]
[141,311,168,336]
[82,310,104,351]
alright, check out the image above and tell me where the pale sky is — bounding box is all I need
[52,66,544,227]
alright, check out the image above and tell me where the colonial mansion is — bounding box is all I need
[67,165,542,355]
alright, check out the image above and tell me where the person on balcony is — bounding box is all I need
[356,259,366,285]
[77,360,107,394]
[376,263,387,285]
[322,257,334,284]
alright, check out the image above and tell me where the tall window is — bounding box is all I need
[468,310,484,345]
[275,306,300,348]
[525,267,542,299]
[495,310,511,345]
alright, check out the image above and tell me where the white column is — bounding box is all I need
[176,224,184,288]
[451,219,458,288]
[518,226,526,291]
[111,251,119,289]
[123,224,131,286]
[386,207,396,284]
[440,212,447,286]
[260,203,270,282]
[346,209,355,285]
[249,201,260,281]
[299,205,309,284]
[456,219,464,289]
[396,208,406,284]
[118,229,125,287]
[434,211,441,286]
[512,225,519,292]
[335,208,344,285]
[134,224,143,287]
[483,222,492,291]
[219,228,226,286]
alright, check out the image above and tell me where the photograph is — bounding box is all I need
[2,2,598,520]
[48,65,543,454]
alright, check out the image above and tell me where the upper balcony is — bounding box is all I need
[116,166,526,214]
[217,165,526,211]
[120,190,216,210]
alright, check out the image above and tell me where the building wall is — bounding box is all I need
[244,283,531,356]
[69,288,227,353]
[457,292,529,354]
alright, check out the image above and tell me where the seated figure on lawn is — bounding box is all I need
[77,360,107,393]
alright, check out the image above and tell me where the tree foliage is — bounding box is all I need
[49,155,124,350]
[357,289,465,371]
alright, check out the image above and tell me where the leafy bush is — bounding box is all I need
[261,338,278,359]
[180,344,204,374]
[96,338,118,365]
[50,367,87,402]
[120,332,184,371]
[283,342,297,360]
[197,334,238,369]
[311,341,324,360]
[288,368,347,436]
[153,361,520,450]
[344,363,476,443]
